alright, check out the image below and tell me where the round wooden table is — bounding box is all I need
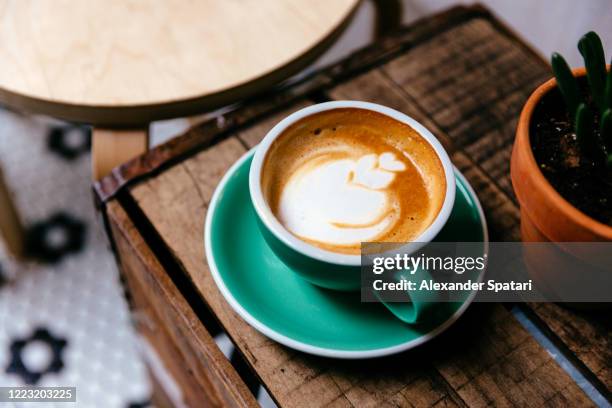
[0,0,358,257]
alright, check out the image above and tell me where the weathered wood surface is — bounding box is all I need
[527,303,611,391]
[108,201,258,408]
[103,5,610,407]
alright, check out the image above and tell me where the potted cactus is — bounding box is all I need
[511,31,612,243]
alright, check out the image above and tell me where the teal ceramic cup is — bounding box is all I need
[249,101,456,323]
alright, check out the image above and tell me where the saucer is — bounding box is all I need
[205,149,488,359]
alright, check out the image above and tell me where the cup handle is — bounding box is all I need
[375,267,442,324]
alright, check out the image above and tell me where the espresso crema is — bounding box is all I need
[261,108,446,255]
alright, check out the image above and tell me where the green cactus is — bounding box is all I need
[578,31,607,110]
[599,108,612,168]
[552,53,582,118]
[604,62,612,113]
[575,103,594,150]
[602,109,612,149]
[552,31,611,166]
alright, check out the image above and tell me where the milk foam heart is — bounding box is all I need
[278,153,405,245]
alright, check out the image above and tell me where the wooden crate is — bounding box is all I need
[97,5,610,407]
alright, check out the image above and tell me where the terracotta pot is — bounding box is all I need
[511,66,612,243]
[512,67,612,307]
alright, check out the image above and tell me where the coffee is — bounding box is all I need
[261,108,447,255]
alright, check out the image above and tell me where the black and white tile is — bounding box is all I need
[0,109,150,407]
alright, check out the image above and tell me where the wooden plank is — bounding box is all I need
[123,249,210,408]
[237,100,314,149]
[428,305,594,407]
[528,303,611,391]
[107,200,258,408]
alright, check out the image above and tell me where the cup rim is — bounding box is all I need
[249,101,456,266]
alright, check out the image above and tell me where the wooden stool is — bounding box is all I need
[0,0,358,258]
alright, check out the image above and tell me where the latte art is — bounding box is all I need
[261,108,446,254]
[278,153,406,245]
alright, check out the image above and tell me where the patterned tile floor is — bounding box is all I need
[0,109,151,407]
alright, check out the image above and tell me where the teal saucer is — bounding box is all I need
[205,149,488,359]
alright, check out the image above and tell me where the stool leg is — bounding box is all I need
[0,164,25,259]
[92,127,149,180]
[370,0,402,38]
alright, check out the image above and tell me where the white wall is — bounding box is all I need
[405,0,612,66]
[314,0,612,70]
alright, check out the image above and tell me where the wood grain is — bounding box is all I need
[0,0,357,125]
[528,303,611,391]
[108,200,258,408]
[0,164,24,258]
[92,128,149,180]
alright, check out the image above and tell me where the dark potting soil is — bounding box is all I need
[530,86,612,226]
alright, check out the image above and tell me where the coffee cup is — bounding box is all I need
[249,101,455,323]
